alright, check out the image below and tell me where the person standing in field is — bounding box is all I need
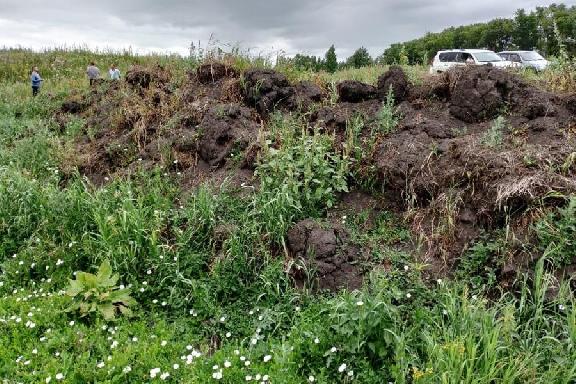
[30,66,43,97]
[86,61,100,86]
[109,64,121,80]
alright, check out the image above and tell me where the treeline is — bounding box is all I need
[278,45,374,73]
[280,3,576,72]
[382,3,576,64]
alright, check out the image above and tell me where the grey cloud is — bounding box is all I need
[1,0,574,59]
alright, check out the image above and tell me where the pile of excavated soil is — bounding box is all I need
[58,63,576,289]
[314,65,576,278]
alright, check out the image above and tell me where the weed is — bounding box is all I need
[375,87,399,135]
[66,259,136,321]
[481,116,507,148]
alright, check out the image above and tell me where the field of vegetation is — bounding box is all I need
[0,46,575,384]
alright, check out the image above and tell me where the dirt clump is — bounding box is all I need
[377,65,409,102]
[337,80,378,103]
[286,219,364,291]
[310,99,383,133]
[287,81,326,110]
[125,65,171,89]
[61,100,85,114]
[564,94,576,114]
[196,63,238,84]
[242,69,295,115]
[197,103,260,166]
[447,66,509,122]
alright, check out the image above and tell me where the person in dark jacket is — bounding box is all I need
[86,61,101,86]
[30,66,43,97]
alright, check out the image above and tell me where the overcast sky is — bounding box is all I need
[1,0,574,59]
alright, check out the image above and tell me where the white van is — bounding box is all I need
[497,51,550,71]
[429,49,513,74]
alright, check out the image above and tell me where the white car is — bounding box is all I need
[429,49,513,74]
[497,51,549,71]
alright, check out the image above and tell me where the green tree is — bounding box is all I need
[513,9,539,50]
[292,54,323,71]
[324,45,338,73]
[346,47,373,68]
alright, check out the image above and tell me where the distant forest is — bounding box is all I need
[382,3,576,64]
[280,3,576,72]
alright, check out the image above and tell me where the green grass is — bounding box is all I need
[0,49,574,383]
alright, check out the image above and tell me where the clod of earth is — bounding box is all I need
[196,62,238,84]
[197,104,259,166]
[377,65,409,102]
[287,219,364,291]
[337,80,378,103]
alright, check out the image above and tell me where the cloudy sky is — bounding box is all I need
[0,0,574,59]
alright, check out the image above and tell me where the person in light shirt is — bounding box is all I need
[109,64,121,80]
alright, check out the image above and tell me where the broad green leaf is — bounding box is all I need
[66,279,84,297]
[78,272,98,289]
[99,303,116,321]
[96,259,113,281]
[118,305,133,318]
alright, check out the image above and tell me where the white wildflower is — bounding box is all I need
[150,368,161,378]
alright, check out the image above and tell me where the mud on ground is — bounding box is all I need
[58,63,576,290]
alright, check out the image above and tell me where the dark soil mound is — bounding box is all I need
[59,62,576,285]
[337,80,378,103]
[565,94,576,114]
[446,65,560,123]
[377,65,409,102]
[310,100,382,132]
[197,104,259,166]
[287,81,326,110]
[447,66,511,123]
[242,69,295,115]
[61,100,85,114]
[196,63,238,84]
[287,219,364,291]
[63,62,258,189]
[125,65,170,89]
[365,67,576,275]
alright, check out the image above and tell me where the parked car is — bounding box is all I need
[497,51,549,71]
[429,49,512,73]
